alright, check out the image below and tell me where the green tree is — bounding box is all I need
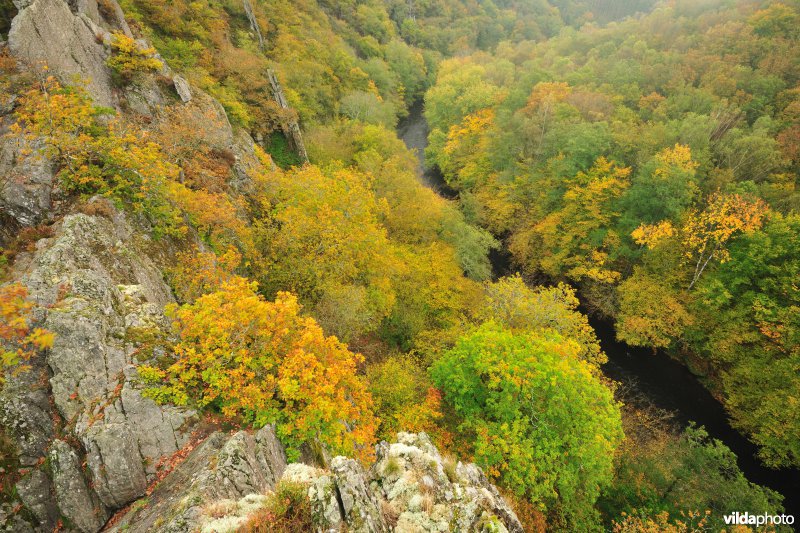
[384,39,427,103]
[476,275,605,366]
[689,213,800,467]
[616,268,693,349]
[431,323,623,530]
[621,144,700,226]
[600,423,785,531]
[510,157,631,285]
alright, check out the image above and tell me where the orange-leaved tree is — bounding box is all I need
[167,246,242,304]
[1,283,54,386]
[139,276,378,461]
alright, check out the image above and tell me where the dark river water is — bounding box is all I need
[397,104,800,521]
[397,102,458,199]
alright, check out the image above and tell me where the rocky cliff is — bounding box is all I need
[0,1,244,530]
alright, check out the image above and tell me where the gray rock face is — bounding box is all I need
[266,69,309,163]
[332,457,387,531]
[48,439,109,532]
[0,210,197,530]
[76,0,133,36]
[15,469,59,528]
[0,502,36,533]
[108,425,287,533]
[172,75,192,103]
[9,0,115,107]
[0,129,56,229]
[0,357,55,468]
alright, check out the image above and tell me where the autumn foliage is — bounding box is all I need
[139,277,378,462]
[682,193,767,288]
[106,31,162,83]
[11,76,185,237]
[1,283,54,385]
[366,356,449,446]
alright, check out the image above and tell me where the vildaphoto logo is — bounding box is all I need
[723,512,794,526]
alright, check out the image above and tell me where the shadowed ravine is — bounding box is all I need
[397,103,800,522]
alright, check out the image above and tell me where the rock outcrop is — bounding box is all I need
[367,433,523,533]
[0,209,197,532]
[266,69,309,163]
[109,426,287,532]
[123,432,524,532]
[0,132,56,238]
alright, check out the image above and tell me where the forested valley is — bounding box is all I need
[0,0,798,531]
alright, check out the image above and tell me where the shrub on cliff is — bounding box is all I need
[11,76,184,237]
[106,32,162,84]
[139,276,378,462]
[0,283,54,386]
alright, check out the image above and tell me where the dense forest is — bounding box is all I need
[0,0,798,531]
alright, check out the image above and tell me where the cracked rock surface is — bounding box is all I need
[0,211,196,532]
[9,0,116,107]
[108,425,287,533]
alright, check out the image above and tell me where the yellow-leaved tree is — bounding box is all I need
[511,157,631,284]
[139,277,378,462]
[682,193,768,289]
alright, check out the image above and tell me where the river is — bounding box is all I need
[397,102,458,199]
[397,104,800,520]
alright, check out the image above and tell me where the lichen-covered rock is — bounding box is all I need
[48,439,109,532]
[0,130,56,231]
[198,494,269,533]
[282,463,344,528]
[0,210,197,530]
[14,469,59,529]
[369,433,523,533]
[331,456,387,532]
[108,425,287,533]
[195,433,522,533]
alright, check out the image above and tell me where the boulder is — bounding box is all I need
[173,75,192,103]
